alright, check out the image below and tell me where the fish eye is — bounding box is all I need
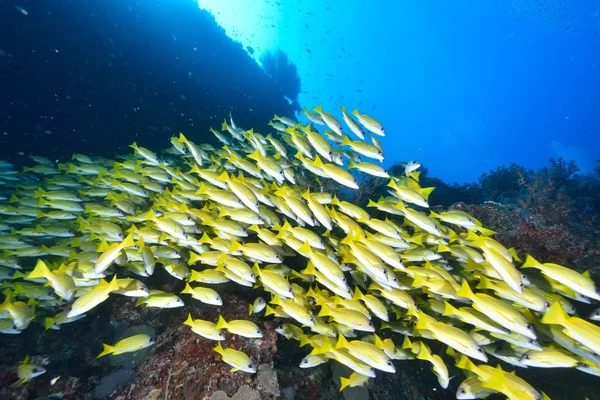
[523,354,531,360]
[544,302,551,308]
[302,359,308,364]
[387,360,392,365]
[477,347,484,353]
[519,283,524,288]
[525,323,533,330]
[256,329,261,334]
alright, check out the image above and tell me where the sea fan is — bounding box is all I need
[260,49,301,107]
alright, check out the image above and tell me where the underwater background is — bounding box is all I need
[0,0,599,399]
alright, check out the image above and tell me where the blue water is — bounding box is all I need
[1,0,598,183]
[201,0,600,183]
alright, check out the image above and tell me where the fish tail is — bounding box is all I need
[441,301,459,317]
[521,254,541,269]
[97,344,115,358]
[44,317,55,330]
[181,283,192,294]
[541,302,568,325]
[339,376,351,392]
[264,305,276,317]
[456,279,475,300]
[416,343,432,362]
[28,260,51,280]
[212,341,224,355]
[352,287,364,301]
[215,315,228,330]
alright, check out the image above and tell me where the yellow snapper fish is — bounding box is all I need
[97,334,154,358]
[14,355,46,386]
[181,282,222,305]
[311,337,376,378]
[94,234,136,274]
[183,314,225,340]
[67,276,120,318]
[318,304,375,332]
[27,260,76,300]
[135,290,184,308]
[522,255,600,301]
[414,312,488,362]
[455,375,495,400]
[456,280,537,340]
[340,105,365,139]
[2,108,598,398]
[213,341,257,373]
[339,372,370,392]
[351,109,385,136]
[249,297,266,315]
[216,315,263,338]
[415,341,450,389]
[518,347,579,368]
[313,104,343,136]
[335,333,395,373]
[541,302,600,355]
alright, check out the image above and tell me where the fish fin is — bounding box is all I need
[456,279,474,300]
[416,343,432,361]
[521,254,541,269]
[335,333,349,349]
[441,301,459,317]
[541,302,568,325]
[215,315,228,330]
[28,260,51,280]
[264,305,276,317]
[181,282,192,294]
[352,287,364,301]
[97,344,115,358]
[212,341,224,355]
[44,317,55,330]
[420,187,435,201]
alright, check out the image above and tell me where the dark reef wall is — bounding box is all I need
[0,0,295,163]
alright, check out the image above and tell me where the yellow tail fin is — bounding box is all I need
[97,344,115,358]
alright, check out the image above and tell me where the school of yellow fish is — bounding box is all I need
[0,105,598,398]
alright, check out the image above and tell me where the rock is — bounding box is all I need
[210,385,261,400]
[280,386,295,400]
[93,369,134,399]
[331,362,370,400]
[256,364,279,398]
